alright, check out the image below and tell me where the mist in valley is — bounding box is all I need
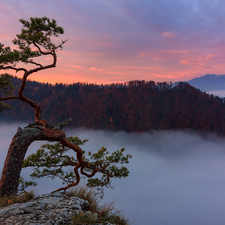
[207,90,225,98]
[1,123,225,225]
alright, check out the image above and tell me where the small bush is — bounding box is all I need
[71,211,98,224]
[0,190,35,208]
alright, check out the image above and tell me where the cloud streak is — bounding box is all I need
[1,0,225,84]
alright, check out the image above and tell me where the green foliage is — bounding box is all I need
[0,73,14,111]
[18,177,37,194]
[86,147,130,189]
[22,136,132,194]
[0,17,65,66]
[0,74,14,96]
[16,17,64,48]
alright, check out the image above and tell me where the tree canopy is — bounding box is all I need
[22,136,131,195]
[0,16,67,127]
[0,17,65,69]
[0,74,14,112]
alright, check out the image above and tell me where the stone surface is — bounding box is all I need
[0,192,115,225]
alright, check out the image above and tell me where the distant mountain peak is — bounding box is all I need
[202,74,225,78]
[187,74,225,91]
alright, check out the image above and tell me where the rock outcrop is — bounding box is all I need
[0,192,114,225]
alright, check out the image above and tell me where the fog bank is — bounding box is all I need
[1,123,225,225]
[207,90,225,97]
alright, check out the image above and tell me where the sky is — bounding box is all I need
[2,124,225,225]
[1,0,225,84]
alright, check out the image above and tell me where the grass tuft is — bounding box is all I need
[68,185,132,225]
[71,211,98,224]
[0,190,35,208]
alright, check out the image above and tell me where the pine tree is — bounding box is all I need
[0,17,131,196]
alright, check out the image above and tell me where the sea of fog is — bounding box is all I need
[207,90,225,98]
[1,123,225,225]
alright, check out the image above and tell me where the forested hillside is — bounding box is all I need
[1,76,225,134]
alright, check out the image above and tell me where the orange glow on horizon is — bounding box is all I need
[1,1,225,85]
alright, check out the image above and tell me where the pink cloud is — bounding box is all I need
[136,51,150,57]
[176,50,190,54]
[206,54,215,58]
[59,51,77,57]
[84,52,103,56]
[0,35,11,40]
[153,56,161,59]
[2,1,225,85]
[179,60,189,64]
[161,50,190,54]
[45,57,53,61]
[89,67,104,71]
[162,31,176,38]
[67,65,83,69]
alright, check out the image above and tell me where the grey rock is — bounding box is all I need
[0,192,115,225]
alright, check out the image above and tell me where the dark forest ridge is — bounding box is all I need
[1,76,225,134]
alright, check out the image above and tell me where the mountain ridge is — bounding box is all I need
[1,76,225,135]
[187,74,225,91]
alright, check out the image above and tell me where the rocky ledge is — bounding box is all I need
[0,192,115,225]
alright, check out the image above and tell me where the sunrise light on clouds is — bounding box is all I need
[1,0,225,84]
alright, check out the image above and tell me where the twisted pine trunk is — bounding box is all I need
[0,126,65,197]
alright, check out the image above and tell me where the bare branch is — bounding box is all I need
[26,61,42,67]
[33,42,52,55]
[55,39,68,50]
[53,118,73,130]
[51,162,81,193]
[80,167,97,178]
[59,138,84,161]
[0,96,20,101]
[0,65,27,73]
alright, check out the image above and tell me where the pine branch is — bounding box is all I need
[0,65,27,73]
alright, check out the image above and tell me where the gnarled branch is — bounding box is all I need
[0,66,27,73]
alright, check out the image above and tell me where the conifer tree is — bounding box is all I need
[0,74,14,111]
[0,17,131,197]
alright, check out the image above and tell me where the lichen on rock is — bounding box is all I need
[0,192,115,225]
